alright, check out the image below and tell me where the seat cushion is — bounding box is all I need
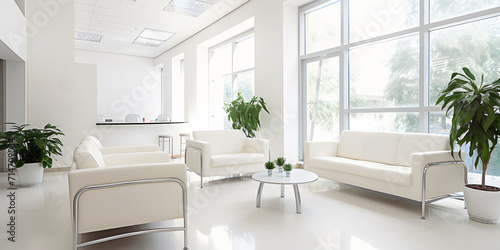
[211,153,265,168]
[309,156,412,186]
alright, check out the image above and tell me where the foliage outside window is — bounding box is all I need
[299,0,500,175]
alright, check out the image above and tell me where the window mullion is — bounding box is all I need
[340,0,349,132]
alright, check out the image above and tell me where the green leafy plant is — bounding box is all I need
[0,123,64,168]
[264,161,275,170]
[436,67,500,189]
[275,157,286,167]
[283,163,292,172]
[223,92,270,138]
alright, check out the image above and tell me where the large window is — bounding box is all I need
[299,0,500,175]
[209,32,255,129]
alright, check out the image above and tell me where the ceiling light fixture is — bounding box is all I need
[74,31,102,42]
[163,0,219,17]
[132,28,175,47]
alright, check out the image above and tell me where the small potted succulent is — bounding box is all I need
[275,157,286,172]
[264,161,275,176]
[283,163,292,177]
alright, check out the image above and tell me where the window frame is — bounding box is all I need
[298,0,500,160]
[208,29,255,129]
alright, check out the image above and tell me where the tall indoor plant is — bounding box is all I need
[0,123,64,186]
[223,92,270,138]
[436,67,500,223]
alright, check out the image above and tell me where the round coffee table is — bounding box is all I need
[251,169,318,214]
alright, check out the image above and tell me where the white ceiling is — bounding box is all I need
[74,0,249,58]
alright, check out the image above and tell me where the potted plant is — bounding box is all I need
[275,157,286,172]
[223,91,270,138]
[264,161,275,176]
[283,163,292,177]
[0,123,64,186]
[436,67,500,223]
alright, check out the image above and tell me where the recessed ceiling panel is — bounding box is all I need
[74,0,249,58]
[163,0,215,17]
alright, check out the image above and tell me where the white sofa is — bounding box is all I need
[185,130,269,188]
[81,135,160,154]
[304,130,467,219]
[69,139,188,249]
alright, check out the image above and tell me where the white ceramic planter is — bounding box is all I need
[464,185,500,224]
[17,162,43,186]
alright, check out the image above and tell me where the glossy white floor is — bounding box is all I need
[1,170,500,250]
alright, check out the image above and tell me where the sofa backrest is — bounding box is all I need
[395,132,450,166]
[73,141,106,169]
[193,130,246,155]
[337,130,450,166]
[81,135,103,149]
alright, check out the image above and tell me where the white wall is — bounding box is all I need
[75,50,162,122]
[0,0,27,61]
[155,0,301,161]
[5,60,26,125]
[171,53,185,121]
[26,0,98,168]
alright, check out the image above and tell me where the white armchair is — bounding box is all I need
[185,130,269,188]
[69,140,188,249]
[81,135,160,155]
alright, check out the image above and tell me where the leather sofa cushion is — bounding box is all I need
[337,130,367,160]
[193,130,246,155]
[211,153,265,167]
[73,142,106,169]
[338,131,401,165]
[337,130,450,167]
[309,156,411,186]
[364,132,401,165]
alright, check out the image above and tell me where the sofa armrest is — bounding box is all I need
[103,151,171,166]
[410,150,466,171]
[100,145,159,154]
[242,138,269,160]
[68,162,187,233]
[185,139,211,175]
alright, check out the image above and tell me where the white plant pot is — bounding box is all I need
[464,185,500,224]
[17,162,44,186]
